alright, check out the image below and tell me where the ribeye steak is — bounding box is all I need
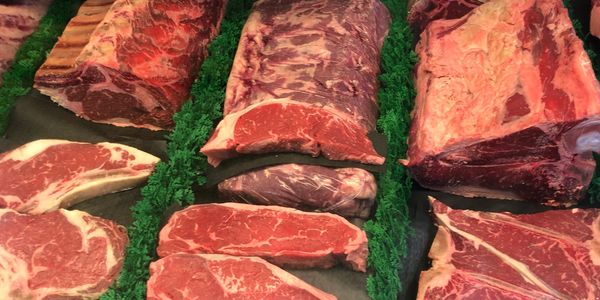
[34,0,227,130]
[157,203,368,272]
[418,197,600,300]
[405,0,600,205]
[0,208,128,299]
[147,253,336,300]
[0,139,159,214]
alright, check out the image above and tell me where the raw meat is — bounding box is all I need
[157,203,368,272]
[34,0,227,130]
[408,0,486,35]
[0,139,159,214]
[592,0,600,38]
[201,0,390,166]
[418,197,600,300]
[0,208,128,299]
[405,0,600,205]
[147,253,336,300]
[219,164,377,218]
[0,0,51,85]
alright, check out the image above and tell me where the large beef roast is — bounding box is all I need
[34,0,227,130]
[405,0,600,206]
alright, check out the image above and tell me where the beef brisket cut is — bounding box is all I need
[201,0,390,166]
[0,208,128,299]
[0,139,159,214]
[147,253,336,300]
[157,203,368,272]
[0,0,51,85]
[408,0,486,35]
[34,0,227,130]
[418,197,600,300]
[405,0,600,205]
[219,164,377,218]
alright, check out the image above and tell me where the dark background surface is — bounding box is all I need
[2,2,599,299]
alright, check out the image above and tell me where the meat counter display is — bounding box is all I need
[0,0,599,299]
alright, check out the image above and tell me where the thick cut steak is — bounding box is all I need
[0,0,51,85]
[0,139,159,214]
[418,198,600,300]
[147,253,336,300]
[592,0,600,38]
[0,208,128,299]
[219,164,377,218]
[405,0,600,205]
[34,0,227,130]
[157,203,368,272]
[408,0,486,35]
[201,0,390,166]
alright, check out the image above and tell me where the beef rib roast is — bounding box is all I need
[147,253,336,300]
[418,197,600,299]
[0,139,159,214]
[0,208,128,299]
[404,0,600,206]
[34,0,227,130]
[157,203,368,272]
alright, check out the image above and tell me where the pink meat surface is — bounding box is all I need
[0,139,159,214]
[0,208,128,299]
[34,0,227,130]
[418,198,600,300]
[408,0,486,35]
[201,0,390,166]
[147,254,336,300]
[406,0,600,205]
[157,203,368,272]
[592,0,600,39]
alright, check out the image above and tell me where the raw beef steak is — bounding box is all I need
[201,0,390,166]
[0,208,128,299]
[0,0,51,85]
[0,139,159,214]
[418,198,600,300]
[405,0,600,205]
[408,0,486,35]
[592,0,600,38]
[147,253,336,300]
[34,0,227,130]
[157,203,368,272]
[219,164,377,218]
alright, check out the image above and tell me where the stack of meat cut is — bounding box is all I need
[201,0,391,218]
[34,0,227,130]
[0,0,51,85]
[405,0,600,206]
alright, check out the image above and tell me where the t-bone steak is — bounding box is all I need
[0,208,128,299]
[147,253,336,300]
[34,0,227,130]
[0,0,51,85]
[157,203,368,272]
[219,164,377,218]
[418,197,600,300]
[201,0,390,166]
[0,139,159,214]
[404,0,600,206]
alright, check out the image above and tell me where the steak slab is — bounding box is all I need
[0,208,128,299]
[147,254,336,300]
[418,198,600,300]
[406,0,600,205]
[219,164,377,218]
[157,203,368,272]
[0,139,159,214]
[34,0,227,130]
[408,0,486,35]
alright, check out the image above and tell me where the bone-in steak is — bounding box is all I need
[405,0,600,205]
[0,208,128,299]
[147,254,336,300]
[157,203,368,272]
[0,139,159,214]
[418,198,600,300]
